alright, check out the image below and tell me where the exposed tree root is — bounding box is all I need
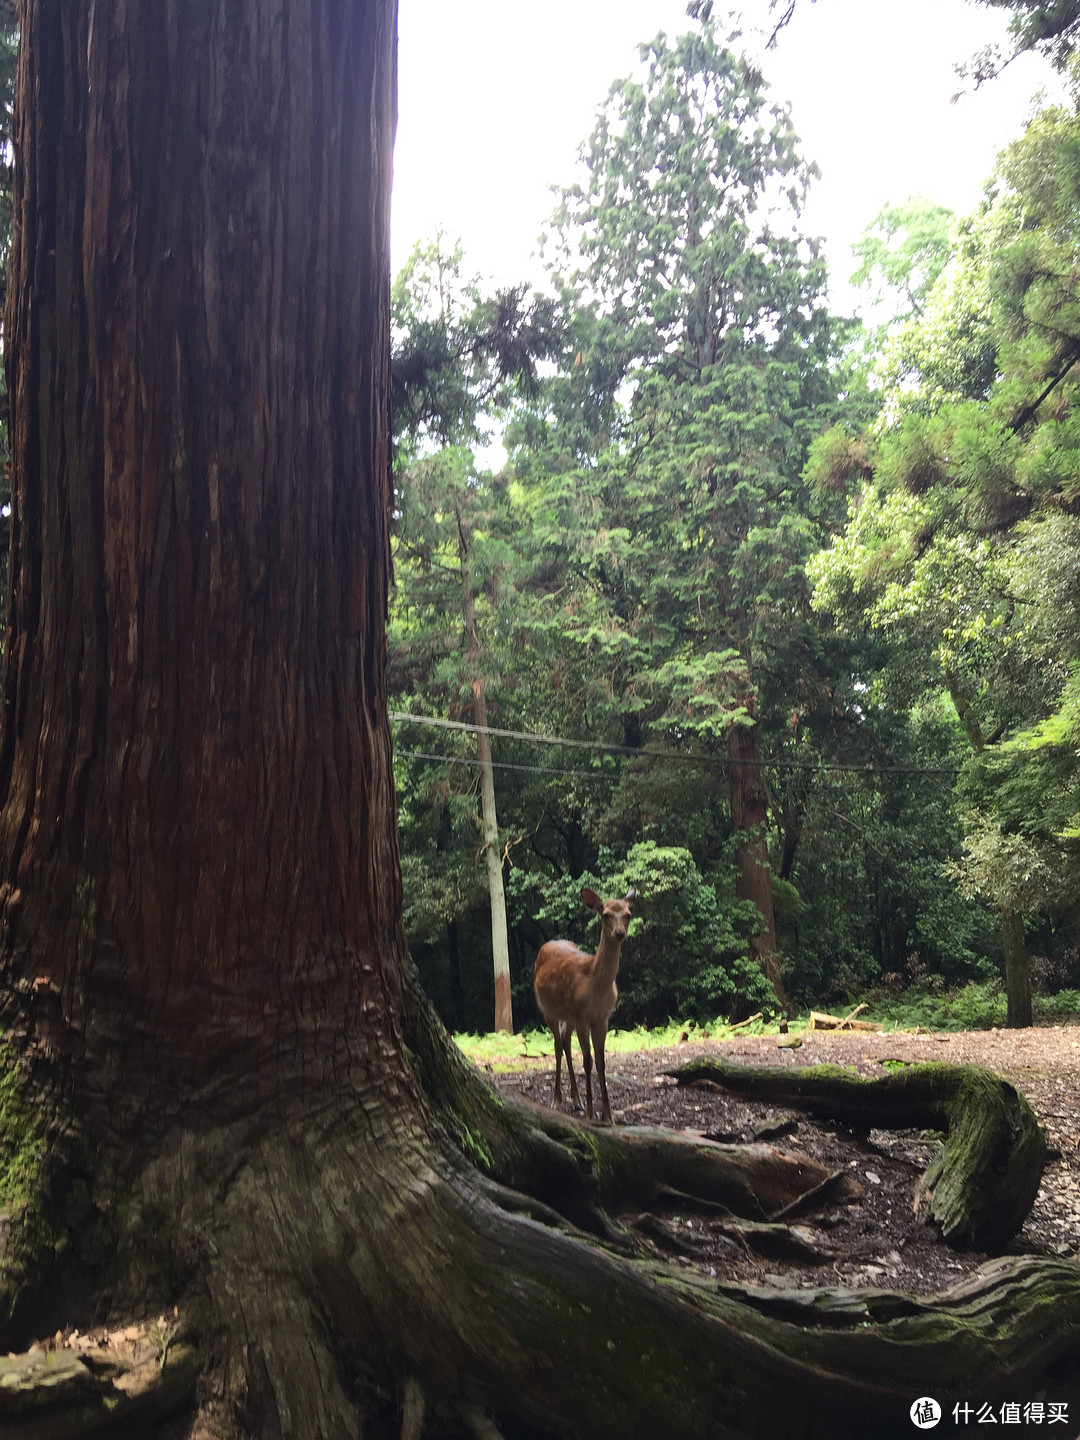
[1,1080,1078,1440]
[670,1056,1046,1249]
[400,1374,425,1440]
[0,1331,199,1437]
[635,1211,829,1265]
[134,1105,1080,1438]
[403,982,851,1235]
[1,990,1075,1440]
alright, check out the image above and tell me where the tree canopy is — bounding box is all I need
[387,16,1078,1036]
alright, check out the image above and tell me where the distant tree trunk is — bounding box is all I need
[0,6,1073,1438]
[728,708,788,1014]
[447,916,464,1027]
[459,524,513,1033]
[1001,907,1033,1029]
[777,789,803,882]
[944,674,1034,1031]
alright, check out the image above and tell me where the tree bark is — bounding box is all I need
[728,710,789,1014]
[0,6,1077,1439]
[0,0,408,1356]
[944,674,1034,1031]
[1001,907,1033,1029]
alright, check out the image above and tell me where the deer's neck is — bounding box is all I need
[593,933,624,982]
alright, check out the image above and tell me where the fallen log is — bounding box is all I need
[727,1011,764,1032]
[807,1008,880,1032]
[667,1058,1046,1251]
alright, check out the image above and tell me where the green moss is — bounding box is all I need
[459,1124,495,1175]
[0,1043,42,1215]
[672,1056,1045,1251]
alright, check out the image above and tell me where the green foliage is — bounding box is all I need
[389,18,1077,1036]
[869,979,1080,1036]
[513,21,861,1008]
[803,427,876,496]
[549,26,828,378]
[391,232,561,452]
[1034,987,1080,1018]
[454,1014,769,1069]
[775,701,1002,1004]
[964,1,1080,83]
[861,981,1010,1033]
[869,213,997,418]
[850,199,956,341]
[811,88,1080,991]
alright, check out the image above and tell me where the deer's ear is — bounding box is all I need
[580,887,603,913]
[625,887,637,904]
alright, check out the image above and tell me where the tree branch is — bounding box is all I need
[1009,342,1080,433]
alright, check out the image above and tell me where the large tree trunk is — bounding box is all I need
[0,0,408,1379]
[0,6,1076,1439]
[1,0,401,1124]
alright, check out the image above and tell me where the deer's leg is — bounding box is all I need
[576,1024,594,1121]
[593,1023,612,1125]
[562,1023,583,1112]
[552,1023,582,1112]
[550,1023,565,1107]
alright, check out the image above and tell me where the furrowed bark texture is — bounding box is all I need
[1,0,402,1124]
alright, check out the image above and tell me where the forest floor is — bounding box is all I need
[492,1022,1080,1295]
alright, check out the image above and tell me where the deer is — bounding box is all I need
[533,886,636,1125]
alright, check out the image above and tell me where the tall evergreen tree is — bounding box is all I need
[525,22,844,1010]
[809,85,1080,1025]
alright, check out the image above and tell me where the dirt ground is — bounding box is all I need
[492,1023,1080,1295]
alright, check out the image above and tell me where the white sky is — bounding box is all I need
[392,0,1065,313]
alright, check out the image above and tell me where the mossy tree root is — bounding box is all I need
[670,1057,1046,1250]
[1,996,1069,1440]
[0,1336,200,1439]
[0,1072,1077,1439]
[404,979,845,1238]
[15,1104,1077,1440]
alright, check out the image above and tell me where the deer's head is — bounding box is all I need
[581,886,636,943]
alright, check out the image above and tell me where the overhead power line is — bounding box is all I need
[395,749,613,780]
[390,711,630,754]
[388,711,960,776]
